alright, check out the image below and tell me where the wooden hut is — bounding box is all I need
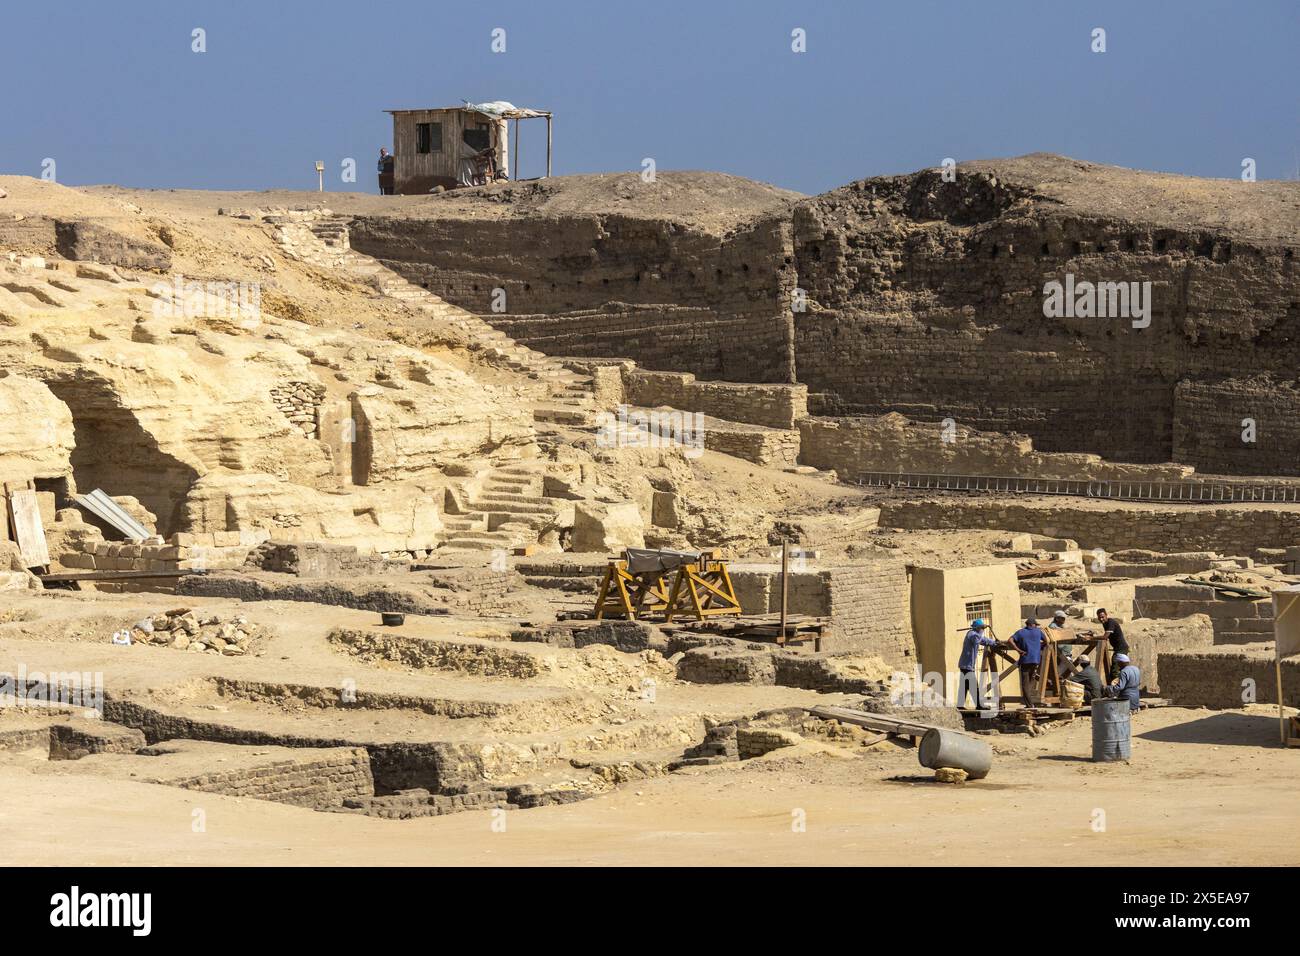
[384,103,552,194]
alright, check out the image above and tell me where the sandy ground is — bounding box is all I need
[2,703,1295,867]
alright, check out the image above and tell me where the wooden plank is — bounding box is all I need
[806,704,952,739]
[39,569,209,582]
[7,488,49,568]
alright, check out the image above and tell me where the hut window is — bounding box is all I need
[964,599,992,625]
[462,126,491,152]
[416,122,442,154]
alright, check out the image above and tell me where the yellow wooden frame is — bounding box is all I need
[663,558,742,623]
[593,560,671,620]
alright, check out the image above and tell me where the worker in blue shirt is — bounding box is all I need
[1010,617,1048,707]
[1107,653,1142,711]
[957,618,998,711]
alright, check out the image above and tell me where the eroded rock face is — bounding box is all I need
[571,500,645,552]
[182,471,445,552]
[0,373,74,484]
[349,375,533,486]
[0,252,535,548]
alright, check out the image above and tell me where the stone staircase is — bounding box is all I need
[443,463,573,551]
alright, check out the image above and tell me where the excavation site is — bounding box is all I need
[2,151,1297,870]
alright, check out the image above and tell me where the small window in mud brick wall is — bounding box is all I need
[964,599,992,625]
[416,122,442,154]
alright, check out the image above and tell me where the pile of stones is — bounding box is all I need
[122,608,265,656]
[270,380,324,438]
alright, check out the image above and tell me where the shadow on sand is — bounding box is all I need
[1136,711,1282,747]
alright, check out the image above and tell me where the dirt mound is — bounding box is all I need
[389,171,803,234]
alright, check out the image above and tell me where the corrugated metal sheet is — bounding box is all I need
[75,489,150,540]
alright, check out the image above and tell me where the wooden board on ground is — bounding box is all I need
[806,704,957,740]
[38,569,209,583]
[6,486,49,568]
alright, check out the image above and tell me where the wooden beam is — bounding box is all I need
[779,539,788,646]
[546,115,552,177]
[39,569,210,583]
[806,704,957,740]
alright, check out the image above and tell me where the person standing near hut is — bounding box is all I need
[377,147,395,195]
[956,619,998,711]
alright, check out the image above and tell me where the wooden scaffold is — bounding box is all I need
[594,548,742,623]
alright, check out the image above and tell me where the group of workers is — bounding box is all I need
[958,608,1142,713]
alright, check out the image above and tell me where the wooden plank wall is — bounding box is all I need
[390,110,507,193]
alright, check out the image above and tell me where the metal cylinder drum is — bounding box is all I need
[918,728,992,780]
[1091,697,1132,761]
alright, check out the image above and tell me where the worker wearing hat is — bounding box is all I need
[1048,609,1076,676]
[1107,653,1142,711]
[1067,653,1104,702]
[956,619,998,712]
[1010,617,1048,707]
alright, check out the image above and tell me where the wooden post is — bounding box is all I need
[1277,652,1287,746]
[779,539,789,646]
[546,115,552,177]
[512,118,519,181]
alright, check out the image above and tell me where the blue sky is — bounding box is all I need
[1,0,1296,195]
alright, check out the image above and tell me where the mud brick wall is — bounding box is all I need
[792,173,1300,471]
[798,415,1191,482]
[0,726,54,753]
[60,529,271,573]
[676,646,776,684]
[623,369,808,429]
[348,213,797,383]
[773,507,882,546]
[702,419,800,467]
[1173,380,1300,476]
[727,562,912,662]
[822,562,914,663]
[252,541,399,578]
[879,498,1300,556]
[1159,649,1300,709]
[48,722,146,760]
[1134,582,1275,645]
[423,567,517,615]
[160,747,374,809]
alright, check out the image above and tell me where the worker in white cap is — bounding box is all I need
[1068,653,1104,701]
[1048,609,1075,675]
[1107,653,1142,711]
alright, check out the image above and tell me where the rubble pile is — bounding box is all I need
[120,608,267,656]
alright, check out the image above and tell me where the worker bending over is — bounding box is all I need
[1068,654,1104,702]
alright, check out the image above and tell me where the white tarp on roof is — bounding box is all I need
[463,100,549,119]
